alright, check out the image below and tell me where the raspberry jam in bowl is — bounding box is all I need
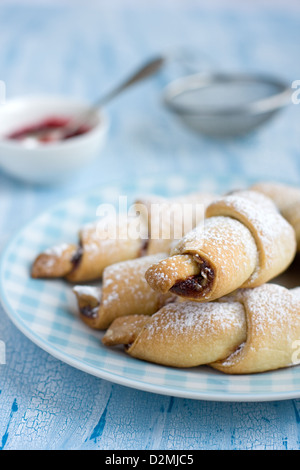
[6,116,91,145]
[0,95,109,184]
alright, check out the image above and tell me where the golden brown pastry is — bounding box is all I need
[211,284,300,374]
[102,315,150,347]
[73,253,176,330]
[102,301,246,367]
[31,192,216,283]
[251,181,300,251]
[250,181,300,214]
[32,217,144,283]
[103,284,300,374]
[135,191,216,255]
[145,191,296,302]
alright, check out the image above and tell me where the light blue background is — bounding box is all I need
[0,0,300,450]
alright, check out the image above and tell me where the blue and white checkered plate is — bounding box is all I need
[1,173,300,402]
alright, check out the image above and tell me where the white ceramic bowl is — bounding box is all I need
[0,95,109,184]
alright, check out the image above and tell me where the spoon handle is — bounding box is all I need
[58,55,165,139]
[95,55,166,107]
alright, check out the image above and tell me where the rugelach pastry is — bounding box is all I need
[103,284,300,374]
[31,216,144,283]
[145,191,296,302]
[73,253,176,330]
[31,191,215,283]
[135,191,215,255]
[251,181,300,251]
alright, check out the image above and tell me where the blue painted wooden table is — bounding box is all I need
[1,0,300,450]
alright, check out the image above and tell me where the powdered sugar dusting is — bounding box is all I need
[242,284,293,338]
[144,301,245,339]
[101,253,168,308]
[218,284,295,367]
[80,216,144,256]
[211,193,296,282]
[73,285,102,303]
[171,215,258,285]
[44,243,70,257]
[292,287,300,301]
[146,255,197,288]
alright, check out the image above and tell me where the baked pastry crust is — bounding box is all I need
[73,253,176,330]
[31,217,144,282]
[31,192,215,283]
[145,191,296,302]
[135,192,216,255]
[103,300,246,367]
[212,284,300,374]
[103,284,300,374]
[251,181,300,251]
[31,182,300,376]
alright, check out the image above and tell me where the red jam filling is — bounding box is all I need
[6,117,91,144]
[170,263,214,298]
